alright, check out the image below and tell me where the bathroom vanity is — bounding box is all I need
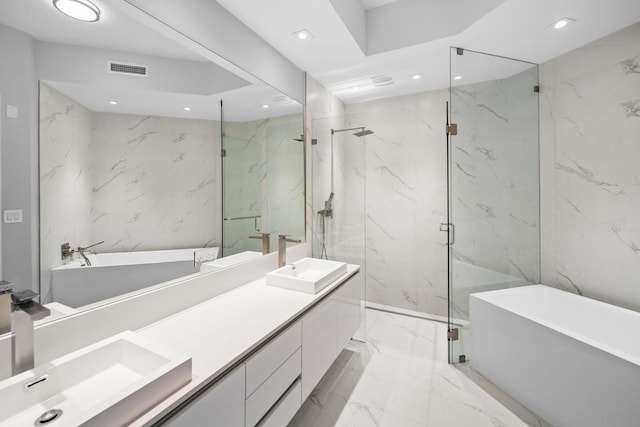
[130,259,359,426]
[0,246,359,426]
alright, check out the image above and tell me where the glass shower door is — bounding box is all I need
[221,126,263,256]
[311,115,367,341]
[447,47,540,363]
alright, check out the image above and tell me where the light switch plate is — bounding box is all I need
[3,209,23,224]
[6,105,18,119]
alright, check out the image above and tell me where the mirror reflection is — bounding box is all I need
[0,0,304,319]
[38,84,303,311]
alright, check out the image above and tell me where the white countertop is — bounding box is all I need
[132,264,359,426]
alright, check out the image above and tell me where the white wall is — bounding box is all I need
[540,21,640,311]
[0,24,39,293]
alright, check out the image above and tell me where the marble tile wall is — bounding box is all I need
[39,84,221,301]
[222,114,304,255]
[540,21,640,311]
[309,68,540,319]
[90,113,221,252]
[39,83,94,301]
[451,67,540,286]
[346,90,450,316]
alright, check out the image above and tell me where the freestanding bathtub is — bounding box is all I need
[51,247,218,308]
[470,284,640,427]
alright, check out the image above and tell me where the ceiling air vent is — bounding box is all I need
[371,75,394,87]
[108,61,148,77]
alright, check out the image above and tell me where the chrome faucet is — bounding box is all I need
[0,282,50,375]
[249,233,271,255]
[278,235,302,267]
[74,240,105,266]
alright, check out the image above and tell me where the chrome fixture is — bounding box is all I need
[53,0,101,22]
[278,235,302,267]
[249,233,271,255]
[331,126,374,137]
[74,240,104,266]
[317,192,334,219]
[60,242,72,260]
[224,215,262,231]
[0,281,51,375]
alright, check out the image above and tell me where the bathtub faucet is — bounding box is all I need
[75,240,105,266]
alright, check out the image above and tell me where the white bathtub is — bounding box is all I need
[51,247,218,308]
[452,261,528,320]
[470,285,640,427]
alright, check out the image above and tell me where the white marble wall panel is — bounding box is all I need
[309,70,538,319]
[90,113,220,252]
[222,114,303,255]
[40,84,222,301]
[540,22,640,311]
[39,83,93,301]
[451,67,540,289]
[346,90,450,316]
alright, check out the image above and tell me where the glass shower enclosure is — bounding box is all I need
[447,48,541,363]
[311,114,368,341]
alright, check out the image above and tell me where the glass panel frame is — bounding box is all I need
[447,47,541,363]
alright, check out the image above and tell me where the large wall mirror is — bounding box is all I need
[0,1,304,321]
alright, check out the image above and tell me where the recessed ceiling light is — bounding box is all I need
[293,29,312,40]
[454,75,462,80]
[108,100,118,105]
[412,73,423,80]
[552,17,575,29]
[352,86,361,91]
[53,0,101,22]
[261,104,270,109]
[183,106,191,111]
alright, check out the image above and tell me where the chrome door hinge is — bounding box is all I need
[446,123,458,135]
[447,328,459,341]
[221,148,227,157]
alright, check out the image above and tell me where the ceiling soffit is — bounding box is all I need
[331,0,507,56]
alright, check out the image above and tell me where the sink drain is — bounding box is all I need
[35,409,63,425]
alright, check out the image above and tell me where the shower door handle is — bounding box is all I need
[440,223,455,245]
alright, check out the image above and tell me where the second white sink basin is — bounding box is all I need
[266,257,347,294]
[200,251,263,273]
[0,330,191,426]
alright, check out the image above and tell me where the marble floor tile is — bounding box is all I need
[290,308,549,427]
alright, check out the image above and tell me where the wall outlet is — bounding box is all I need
[3,209,23,224]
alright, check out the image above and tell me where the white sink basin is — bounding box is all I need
[200,251,263,273]
[0,331,191,426]
[266,257,348,294]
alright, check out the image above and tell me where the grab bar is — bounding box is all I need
[224,215,262,231]
[224,215,261,221]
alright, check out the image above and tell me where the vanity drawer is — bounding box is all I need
[246,348,301,427]
[245,321,301,397]
[257,378,302,427]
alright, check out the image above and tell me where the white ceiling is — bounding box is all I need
[216,0,640,104]
[2,0,640,114]
[0,0,301,122]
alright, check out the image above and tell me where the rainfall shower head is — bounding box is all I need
[331,127,374,137]
[353,129,374,137]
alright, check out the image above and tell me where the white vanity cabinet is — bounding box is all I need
[245,322,302,426]
[158,272,360,427]
[336,275,361,350]
[301,276,359,401]
[301,295,339,401]
[163,364,245,427]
